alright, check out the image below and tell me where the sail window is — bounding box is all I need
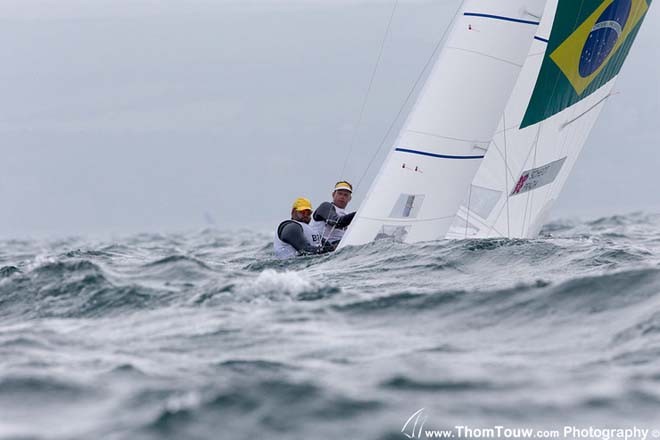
[464,185,502,219]
[390,194,425,218]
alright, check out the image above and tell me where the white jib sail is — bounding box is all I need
[340,0,548,248]
[446,0,652,239]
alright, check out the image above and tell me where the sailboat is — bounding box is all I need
[339,0,653,248]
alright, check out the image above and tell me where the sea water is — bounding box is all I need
[1,212,660,440]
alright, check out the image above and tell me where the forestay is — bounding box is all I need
[340,0,547,247]
[446,0,653,239]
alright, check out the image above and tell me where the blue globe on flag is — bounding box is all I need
[579,0,633,77]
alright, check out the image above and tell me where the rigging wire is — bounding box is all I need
[503,113,511,238]
[340,0,400,179]
[465,184,473,239]
[354,1,464,192]
[521,124,542,236]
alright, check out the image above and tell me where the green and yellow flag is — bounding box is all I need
[520,0,652,128]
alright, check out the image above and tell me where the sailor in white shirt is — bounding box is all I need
[273,197,333,259]
[310,181,356,249]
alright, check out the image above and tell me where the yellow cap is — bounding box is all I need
[334,181,353,193]
[292,197,313,212]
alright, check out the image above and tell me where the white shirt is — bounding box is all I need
[273,220,321,259]
[310,204,348,243]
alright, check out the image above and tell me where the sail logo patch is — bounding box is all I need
[550,0,648,95]
[510,157,567,196]
[520,0,652,128]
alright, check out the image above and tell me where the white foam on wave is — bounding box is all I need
[164,391,203,413]
[237,269,314,299]
[25,254,58,272]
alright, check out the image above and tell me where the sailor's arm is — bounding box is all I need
[313,202,356,228]
[335,211,356,228]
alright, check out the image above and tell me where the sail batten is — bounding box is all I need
[395,148,485,160]
[462,12,540,26]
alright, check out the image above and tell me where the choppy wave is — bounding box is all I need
[1,212,660,439]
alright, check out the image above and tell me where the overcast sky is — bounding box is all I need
[0,0,658,238]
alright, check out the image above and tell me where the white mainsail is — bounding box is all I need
[340,0,548,247]
[447,0,653,239]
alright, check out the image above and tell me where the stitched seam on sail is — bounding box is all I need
[445,46,524,67]
[405,129,490,145]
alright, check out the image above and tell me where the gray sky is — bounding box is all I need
[0,0,658,238]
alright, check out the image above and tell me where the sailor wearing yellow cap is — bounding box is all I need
[273,197,333,259]
[310,181,357,249]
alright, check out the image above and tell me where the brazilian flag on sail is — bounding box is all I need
[520,0,652,128]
